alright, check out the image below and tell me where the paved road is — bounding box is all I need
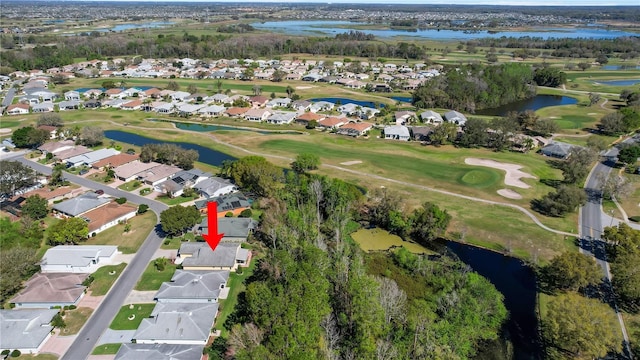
[2,87,16,107]
[580,138,634,357]
[7,153,168,360]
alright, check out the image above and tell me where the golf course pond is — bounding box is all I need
[351,228,433,254]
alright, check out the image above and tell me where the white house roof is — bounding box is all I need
[193,177,235,198]
[384,125,410,137]
[41,245,118,269]
[115,344,204,360]
[155,270,229,301]
[0,309,58,351]
[420,110,443,122]
[115,160,161,180]
[133,302,219,343]
[66,148,120,166]
[52,192,110,217]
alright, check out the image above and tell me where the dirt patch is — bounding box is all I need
[296,86,314,90]
[497,188,523,199]
[340,160,363,166]
[465,158,536,189]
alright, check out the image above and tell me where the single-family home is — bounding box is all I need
[114,160,160,182]
[198,104,226,117]
[249,95,269,108]
[53,145,91,162]
[52,192,110,218]
[420,110,444,125]
[66,148,120,168]
[91,153,139,170]
[132,302,219,345]
[40,245,119,273]
[540,141,574,159]
[384,125,411,141]
[177,242,251,271]
[394,111,416,125]
[178,104,204,117]
[266,111,297,125]
[210,94,229,103]
[17,185,83,205]
[37,125,59,139]
[244,108,270,122]
[409,126,434,142]
[337,122,373,137]
[318,116,346,130]
[6,103,30,115]
[154,270,230,303]
[83,202,137,235]
[291,100,312,112]
[122,99,143,111]
[309,101,334,113]
[10,273,89,309]
[266,97,291,108]
[193,177,237,199]
[58,100,82,111]
[224,107,250,118]
[139,164,182,186]
[31,102,55,113]
[443,110,467,126]
[115,343,204,360]
[84,99,102,109]
[295,112,324,127]
[194,193,251,217]
[0,309,58,354]
[170,91,191,101]
[64,90,81,101]
[215,217,258,242]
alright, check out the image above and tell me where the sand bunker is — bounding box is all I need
[0,129,11,134]
[497,188,523,199]
[465,158,536,189]
[296,86,314,90]
[340,160,363,166]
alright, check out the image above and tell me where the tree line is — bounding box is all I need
[139,143,199,170]
[412,63,535,113]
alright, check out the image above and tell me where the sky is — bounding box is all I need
[69,0,640,5]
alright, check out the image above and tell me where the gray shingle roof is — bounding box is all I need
[155,270,229,302]
[200,217,257,239]
[52,192,110,217]
[133,303,218,343]
[0,309,58,350]
[41,245,118,268]
[179,243,239,268]
[115,344,204,360]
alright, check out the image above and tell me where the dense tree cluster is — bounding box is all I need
[77,126,104,147]
[0,160,39,197]
[11,126,50,148]
[47,217,89,245]
[220,156,284,197]
[160,205,200,237]
[412,63,535,113]
[140,143,199,170]
[598,102,640,136]
[217,24,255,33]
[532,67,567,87]
[539,252,602,293]
[217,162,506,359]
[532,185,587,217]
[291,153,320,174]
[36,113,64,128]
[603,223,640,311]
[335,30,375,41]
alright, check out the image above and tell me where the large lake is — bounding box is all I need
[252,20,637,40]
[476,95,578,116]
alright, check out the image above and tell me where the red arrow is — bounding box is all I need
[203,202,224,251]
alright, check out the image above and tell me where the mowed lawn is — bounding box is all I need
[88,263,127,296]
[135,261,177,291]
[536,104,609,132]
[109,303,156,330]
[85,212,157,254]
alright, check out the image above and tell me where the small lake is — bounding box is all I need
[310,97,385,108]
[445,241,540,360]
[595,79,640,87]
[252,20,638,40]
[601,65,640,71]
[475,95,578,116]
[104,130,236,167]
[351,228,432,254]
[170,121,301,135]
[99,21,174,32]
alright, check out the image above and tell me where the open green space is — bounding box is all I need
[88,263,127,296]
[351,228,434,254]
[536,104,608,132]
[118,180,143,191]
[156,193,200,206]
[134,261,177,291]
[0,120,21,128]
[92,343,123,355]
[109,303,156,330]
[60,307,93,335]
[85,212,157,254]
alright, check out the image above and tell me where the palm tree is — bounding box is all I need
[522,137,535,153]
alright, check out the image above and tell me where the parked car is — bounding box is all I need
[79,169,89,175]
[95,189,104,195]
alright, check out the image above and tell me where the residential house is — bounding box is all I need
[410,126,434,142]
[52,191,108,217]
[132,302,219,345]
[337,122,373,137]
[384,125,411,141]
[37,125,59,139]
[178,104,203,117]
[215,217,258,242]
[198,105,226,117]
[193,177,237,199]
[17,185,83,205]
[84,202,137,235]
[58,100,82,111]
[31,102,54,113]
[210,94,229,103]
[139,164,182,187]
[0,309,58,354]
[84,99,102,109]
[244,108,270,122]
[53,145,91,162]
[394,111,416,125]
[114,161,160,182]
[170,91,191,101]
[151,102,174,114]
[295,112,324,127]
[122,99,143,111]
[115,343,204,360]
[540,141,574,159]
[309,101,334,113]
[40,245,119,273]
[66,148,120,168]
[105,88,125,99]
[443,110,467,126]
[266,97,291,108]
[224,107,249,118]
[91,153,139,170]
[6,103,30,115]
[194,193,251,217]
[154,270,229,303]
[64,91,81,101]
[420,110,443,125]
[291,100,312,112]
[266,111,297,125]
[177,242,251,271]
[318,116,346,130]
[10,273,89,309]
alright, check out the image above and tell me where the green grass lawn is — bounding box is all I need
[85,171,114,184]
[60,307,93,335]
[92,343,123,355]
[0,120,21,128]
[118,180,143,191]
[156,194,200,206]
[85,212,157,254]
[88,263,127,296]
[216,256,258,338]
[109,303,156,330]
[134,261,177,291]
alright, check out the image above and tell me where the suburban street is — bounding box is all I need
[580,139,635,357]
[4,151,169,360]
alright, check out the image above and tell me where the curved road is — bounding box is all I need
[580,139,634,358]
[6,153,168,360]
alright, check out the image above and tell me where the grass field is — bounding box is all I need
[92,343,122,355]
[61,307,93,335]
[85,212,157,254]
[134,261,177,291]
[110,303,156,330]
[88,263,127,296]
[351,228,434,254]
